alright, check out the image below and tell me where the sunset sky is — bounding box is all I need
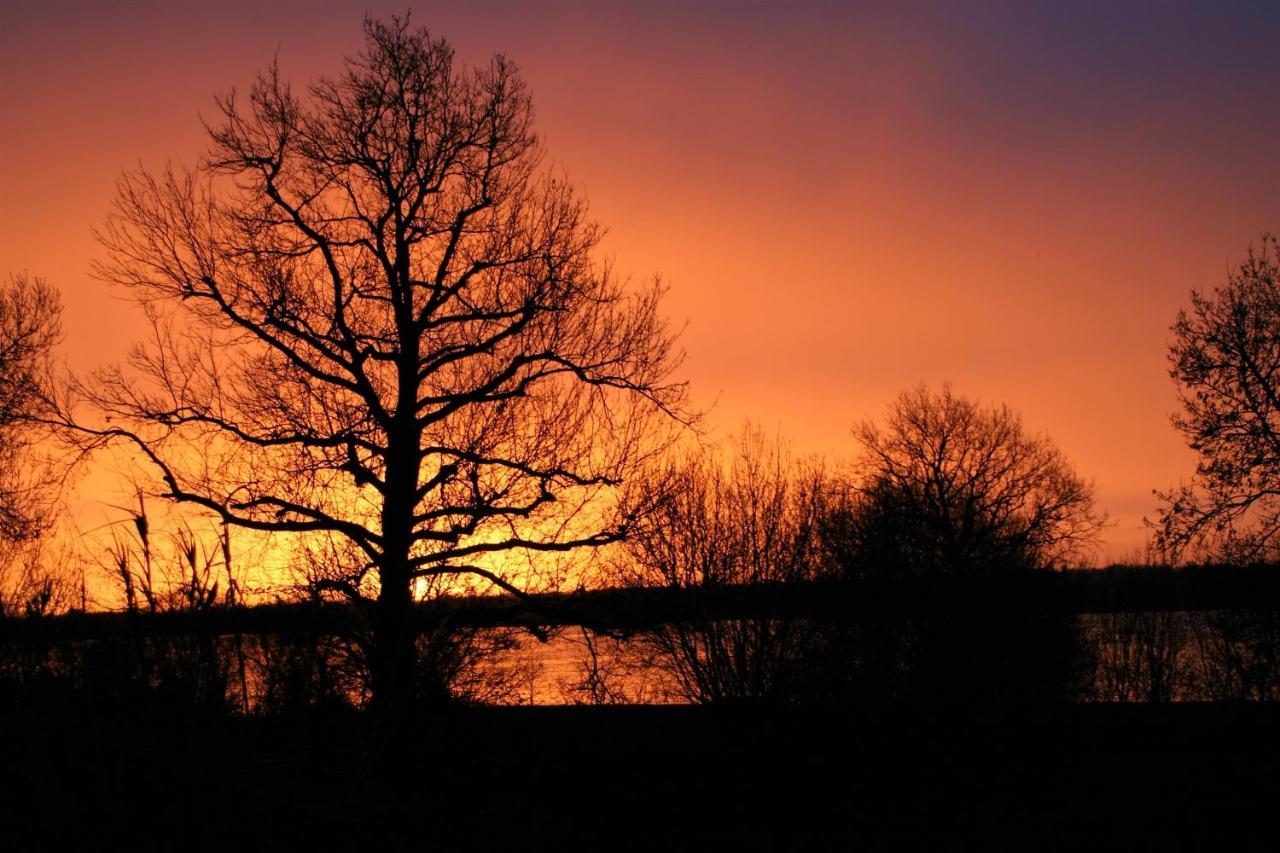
[3,1,1279,561]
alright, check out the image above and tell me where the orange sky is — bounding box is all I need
[3,1,1279,561]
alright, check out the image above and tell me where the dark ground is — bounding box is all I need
[2,703,1277,851]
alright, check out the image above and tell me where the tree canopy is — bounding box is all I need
[1155,235,1280,560]
[841,384,1102,575]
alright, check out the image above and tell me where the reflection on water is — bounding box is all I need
[5,610,1278,709]
[494,629,680,705]
[503,631,577,705]
[491,610,1280,705]
[1081,609,1280,702]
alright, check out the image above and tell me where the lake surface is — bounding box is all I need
[493,610,1280,704]
[489,628,680,704]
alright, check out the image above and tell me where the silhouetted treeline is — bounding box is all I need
[2,401,1277,716]
[554,567,1280,706]
[4,564,1279,716]
[7,563,1278,639]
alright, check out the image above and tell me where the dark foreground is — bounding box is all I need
[3,703,1277,851]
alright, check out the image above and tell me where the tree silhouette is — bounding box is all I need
[0,274,61,547]
[616,428,834,703]
[842,384,1103,576]
[57,17,686,730]
[0,273,66,619]
[1154,235,1280,560]
[834,385,1103,704]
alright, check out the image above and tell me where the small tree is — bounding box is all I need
[59,17,686,727]
[838,385,1103,704]
[845,384,1102,576]
[1154,235,1280,560]
[616,428,834,704]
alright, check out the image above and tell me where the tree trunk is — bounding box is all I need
[367,238,426,767]
[367,560,416,769]
[369,359,423,765]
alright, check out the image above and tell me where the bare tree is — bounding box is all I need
[1192,608,1280,701]
[56,17,686,727]
[834,385,1104,704]
[0,273,66,617]
[615,428,834,704]
[1086,610,1195,702]
[844,384,1103,576]
[1154,235,1280,560]
[0,274,61,546]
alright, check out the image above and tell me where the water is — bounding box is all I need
[496,628,679,705]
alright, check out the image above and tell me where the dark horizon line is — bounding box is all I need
[6,561,1279,641]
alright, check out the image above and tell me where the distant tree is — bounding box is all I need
[835,385,1103,704]
[1154,235,1280,560]
[842,384,1103,576]
[616,428,834,704]
[56,17,687,730]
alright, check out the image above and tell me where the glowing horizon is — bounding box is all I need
[3,1,1279,567]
